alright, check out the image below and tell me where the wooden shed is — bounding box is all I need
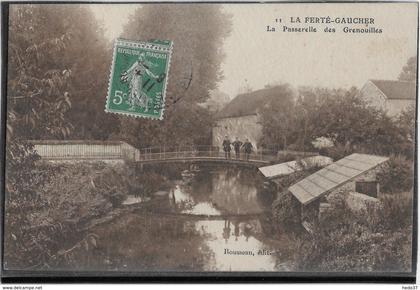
[288,153,389,230]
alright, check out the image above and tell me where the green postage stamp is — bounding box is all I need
[105,39,173,120]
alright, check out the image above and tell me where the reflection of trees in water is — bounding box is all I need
[210,168,265,214]
[143,163,190,180]
[187,172,214,203]
[169,187,195,212]
[256,188,276,209]
[170,166,273,215]
[77,214,213,271]
[167,166,275,215]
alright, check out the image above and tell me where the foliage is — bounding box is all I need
[116,4,232,147]
[133,171,170,197]
[291,191,413,272]
[319,143,352,161]
[398,56,417,82]
[260,84,415,160]
[4,5,119,269]
[272,192,301,231]
[395,105,416,158]
[7,5,74,140]
[4,140,53,269]
[4,160,139,269]
[57,7,118,140]
[378,192,413,230]
[6,5,73,269]
[8,5,117,140]
[259,84,297,149]
[377,155,414,193]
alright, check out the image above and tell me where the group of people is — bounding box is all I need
[222,136,253,160]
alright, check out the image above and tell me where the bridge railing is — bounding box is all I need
[135,145,278,162]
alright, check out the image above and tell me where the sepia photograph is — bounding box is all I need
[0,1,418,282]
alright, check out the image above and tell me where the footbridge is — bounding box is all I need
[134,145,276,166]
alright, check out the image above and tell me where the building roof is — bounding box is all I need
[258,156,333,179]
[369,80,416,100]
[216,86,292,119]
[289,153,389,205]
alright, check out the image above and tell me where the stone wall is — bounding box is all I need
[359,81,387,110]
[327,164,384,198]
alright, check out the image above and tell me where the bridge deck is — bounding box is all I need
[134,149,275,165]
[135,155,270,165]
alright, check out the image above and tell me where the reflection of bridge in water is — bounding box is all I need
[136,210,268,221]
[31,141,277,167]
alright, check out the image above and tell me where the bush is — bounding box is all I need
[272,192,301,231]
[321,143,352,161]
[377,154,414,193]
[291,191,413,272]
[379,192,413,230]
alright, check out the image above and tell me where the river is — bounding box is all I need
[78,165,295,272]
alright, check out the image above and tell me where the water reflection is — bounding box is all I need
[168,167,272,215]
[195,219,278,271]
[71,167,287,272]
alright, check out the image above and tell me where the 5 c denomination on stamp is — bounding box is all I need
[105,38,173,120]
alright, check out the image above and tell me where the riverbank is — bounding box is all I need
[4,160,171,270]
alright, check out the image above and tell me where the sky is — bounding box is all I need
[91,3,418,98]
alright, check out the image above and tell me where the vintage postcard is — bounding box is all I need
[1,1,418,282]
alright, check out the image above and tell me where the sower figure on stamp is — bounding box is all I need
[232,137,243,159]
[120,53,159,112]
[222,136,231,159]
[242,139,253,161]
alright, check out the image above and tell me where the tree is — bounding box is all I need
[396,104,415,158]
[58,6,119,140]
[117,4,232,147]
[260,85,413,159]
[5,4,115,269]
[7,5,74,140]
[398,56,417,82]
[8,4,117,141]
[204,89,230,113]
[6,4,76,268]
[259,84,297,150]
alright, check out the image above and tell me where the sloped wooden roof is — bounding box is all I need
[370,80,416,100]
[289,153,389,205]
[216,86,292,119]
[259,156,333,179]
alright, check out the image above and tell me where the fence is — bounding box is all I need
[31,140,138,161]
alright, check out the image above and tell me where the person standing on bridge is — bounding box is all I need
[232,137,243,159]
[222,136,231,159]
[242,139,253,161]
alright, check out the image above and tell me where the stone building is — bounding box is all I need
[358,79,416,117]
[212,86,292,149]
[288,153,389,231]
